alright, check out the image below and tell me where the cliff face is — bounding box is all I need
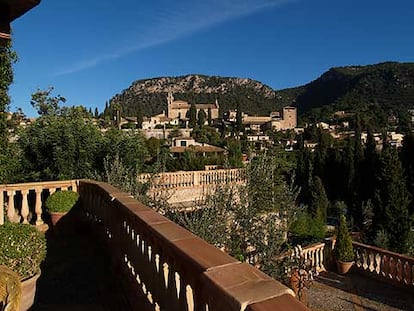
[109,74,280,117]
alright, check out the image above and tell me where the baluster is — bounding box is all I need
[380,254,388,278]
[403,261,411,285]
[186,285,195,311]
[7,190,17,222]
[411,263,414,286]
[35,187,44,225]
[374,252,381,274]
[396,259,403,282]
[0,187,4,225]
[20,189,30,223]
[389,256,396,280]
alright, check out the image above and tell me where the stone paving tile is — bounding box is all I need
[307,271,414,311]
[29,215,131,311]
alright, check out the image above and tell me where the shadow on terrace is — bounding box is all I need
[1,180,307,311]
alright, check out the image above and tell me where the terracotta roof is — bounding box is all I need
[195,103,218,109]
[170,145,225,153]
[170,101,190,109]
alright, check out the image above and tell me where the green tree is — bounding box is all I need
[136,106,144,129]
[103,128,148,175]
[188,102,197,128]
[373,146,411,253]
[94,107,99,118]
[226,138,243,168]
[207,107,212,125]
[309,176,329,223]
[197,109,206,127]
[169,152,299,275]
[333,215,354,262]
[236,105,243,134]
[400,131,414,215]
[19,107,104,181]
[30,87,66,116]
[0,40,18,183]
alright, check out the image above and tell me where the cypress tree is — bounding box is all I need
[197,109,206,127]
[373,146,411,253]
[136,106,144,129]
[207,108,212,125]
[188,103,197,128]
[94,107,99,118]
[400,131,414,215]
[309,176,329,223]
[236,105,243,134]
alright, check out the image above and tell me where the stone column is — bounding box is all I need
[193,171,199,186]
[0,187,4,225]
[21,189,29,224]
[7,190,16,222]
[35,188,44,225]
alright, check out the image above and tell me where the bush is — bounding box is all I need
[290,209,326,240]
[0,222,46,280]
[333,215,354,262]
[46,190,79,213]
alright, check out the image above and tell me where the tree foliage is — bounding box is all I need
[333,215,354,262]
[0,41,17,183]
[169,152,299,275]
[18,108,103,180]
[30,87,66,116]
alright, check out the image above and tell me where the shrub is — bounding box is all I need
[333,215,354,262]
[0,222,46,280]
[290,209,326,241]
[45,190,79,213]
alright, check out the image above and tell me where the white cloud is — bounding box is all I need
[54,0,296,76]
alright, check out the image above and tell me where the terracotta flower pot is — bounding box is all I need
[20,272,41,311]
[50,212,67,226]
[336,260,354,274]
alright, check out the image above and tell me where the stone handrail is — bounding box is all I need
[78,180,307,311]
[0,180,78,225]
[138,168,244,190]
[353,241,414,288]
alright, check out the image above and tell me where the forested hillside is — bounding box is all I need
[283,62,414,125]
[108,62,414,128]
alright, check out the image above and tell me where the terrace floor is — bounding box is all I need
[307,270,414,311]
[29,211,140,311]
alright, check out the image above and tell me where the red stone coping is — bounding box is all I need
[78,179,309,310]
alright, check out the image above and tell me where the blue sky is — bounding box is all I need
[8,0,414,117]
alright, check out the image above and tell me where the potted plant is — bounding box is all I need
[45,190,79,226]
[333,214,354,274]
[0,222,47,310]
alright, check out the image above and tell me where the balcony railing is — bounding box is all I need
[0,180,78,225]
[353,241,414,288]
[138,168,244,189]
[1,179,308,310]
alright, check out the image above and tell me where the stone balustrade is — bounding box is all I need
[78,180,307,311]
[353,241,414,288]
[138,168,244,190]
[0,180,78,225]
[293,243,326,273]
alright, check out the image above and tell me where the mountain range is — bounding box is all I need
[109,62,414,126]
